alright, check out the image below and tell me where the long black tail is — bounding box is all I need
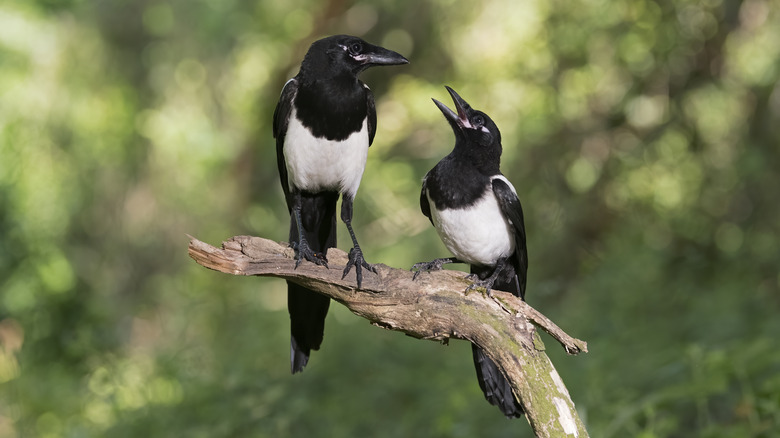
[470,262,524,418]
[288,192,338,373]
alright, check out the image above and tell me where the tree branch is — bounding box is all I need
[188,235,589,437]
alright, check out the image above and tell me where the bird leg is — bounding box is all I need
[340,194,376,289]
[466,257,510,297]
[291,194,328,268]
[410,257,461,280]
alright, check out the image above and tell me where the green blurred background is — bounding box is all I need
[1,0,779,436]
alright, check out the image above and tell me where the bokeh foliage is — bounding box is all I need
[1,0,779,436]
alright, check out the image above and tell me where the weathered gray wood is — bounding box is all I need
[188,235,589,437]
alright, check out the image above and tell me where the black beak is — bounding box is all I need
[432,86,472,130]
[362,44,409,67]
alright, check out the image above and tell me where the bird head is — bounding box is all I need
[304,35,409,77]
[433,86,502,152]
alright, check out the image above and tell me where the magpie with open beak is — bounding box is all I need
[273,35,408,373]
[412,86,528,418]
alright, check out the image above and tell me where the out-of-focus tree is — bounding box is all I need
[0,0,778,436]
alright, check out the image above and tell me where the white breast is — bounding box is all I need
[428,179,515,267]
[283,108,369,197]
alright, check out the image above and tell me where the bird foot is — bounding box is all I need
[410,258,453,280]
[291,240,328,269]
[465,274,496,297]
[342,246,376,289]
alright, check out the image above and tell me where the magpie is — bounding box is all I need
[411,86,528,418]
[273,35,408,373]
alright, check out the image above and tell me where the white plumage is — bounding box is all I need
[283,108,369,197]
[427,176,517,267]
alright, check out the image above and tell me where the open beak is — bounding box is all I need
[432,86,472,130]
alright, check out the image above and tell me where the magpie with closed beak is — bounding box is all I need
[273,35,408,373]
[412,86,528,418]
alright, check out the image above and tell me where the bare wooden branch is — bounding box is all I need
[188,235,589,438]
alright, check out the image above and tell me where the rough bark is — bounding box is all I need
[188,235,589,437]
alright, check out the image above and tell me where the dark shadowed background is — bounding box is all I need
[1,0,779,436]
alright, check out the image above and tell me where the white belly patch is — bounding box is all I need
[283,108,369,197]
[428,187,515,267]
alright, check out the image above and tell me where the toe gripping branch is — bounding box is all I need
[341,224,377,289]
[410,257,460,280]
[292,207,328,269]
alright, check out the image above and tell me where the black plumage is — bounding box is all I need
[413,86,528,418]
[273,35,408,373]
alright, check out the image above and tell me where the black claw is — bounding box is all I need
[411,266,429,281]
[410,258,452,281]
[465,276,496,296]
[293,239,328,269]
[342,247,375,289]
[341,262,352,280]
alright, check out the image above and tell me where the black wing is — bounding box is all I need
[273,78,299,211]
[492,177,528,298]
[419,176,433,225]
[363,82,377,146]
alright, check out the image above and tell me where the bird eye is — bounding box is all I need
[472,114,485,127]
[349,42,363,55]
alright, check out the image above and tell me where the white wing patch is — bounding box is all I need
[491,175,519,226]
[491,175,518,195]
[280,78,296,96]
[283,108,369,197]
[428,182,516,267]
